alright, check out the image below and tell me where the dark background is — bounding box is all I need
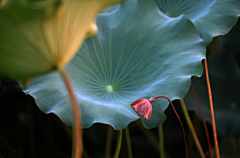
[0,79,214,158]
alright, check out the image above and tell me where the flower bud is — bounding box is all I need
[131,98,152,120]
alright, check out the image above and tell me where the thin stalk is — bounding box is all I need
[125,126,133,158]
[59,67,82,158]
[191,84,213,158]
[204,59,220,158]
[149,95,188,158]
[151,96,187,158]
[186,115,197,157]
[114,130,123,158]
[106,126,113,158]
[158,125,165,158]
[180,99,205,158]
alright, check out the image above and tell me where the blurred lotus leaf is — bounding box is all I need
[0,0,124,86]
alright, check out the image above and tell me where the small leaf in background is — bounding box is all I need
[25,0,206,130]
[154,0,240,45]
[185,53,240,138]
[0,0,124,86]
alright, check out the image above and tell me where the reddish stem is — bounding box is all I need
[59,67,82,158]
[203,59,220,158]
[151,96,188,158]
[191,84,213,158]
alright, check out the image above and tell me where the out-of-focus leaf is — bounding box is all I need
[0,0,124,85]
[185,53,240,137]
[26,0,206,130]
[154,0,240,45]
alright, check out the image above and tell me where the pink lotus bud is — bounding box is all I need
[131,98,153,120]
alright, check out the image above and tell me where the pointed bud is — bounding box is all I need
[131,98,153,120]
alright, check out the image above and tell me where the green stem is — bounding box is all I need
[106,126,113,158]
[125,126,133,158]
[59,67,82,158]
[114,130,123,158]
[158,125,165,158]
[180,99,205,158]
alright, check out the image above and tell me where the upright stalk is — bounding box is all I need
[150,96,188,158]
[180,99,205,158]
[59,67,82,158]
[106,126,113,158]
[204,59,220,158]
[125,127,133,158]
[114,130,123,158]
[158,125,165,158]
[191,85,213,158]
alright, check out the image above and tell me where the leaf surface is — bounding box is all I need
[26,0,206,129]
[154,0,240,45]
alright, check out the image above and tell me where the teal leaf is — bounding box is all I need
[154,0,240,45]
[25,0,206,130]
[185,53,240,137]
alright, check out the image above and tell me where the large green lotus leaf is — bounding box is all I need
[154,0,240,45]
[185,53,240,137]
[25,0,206,130]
